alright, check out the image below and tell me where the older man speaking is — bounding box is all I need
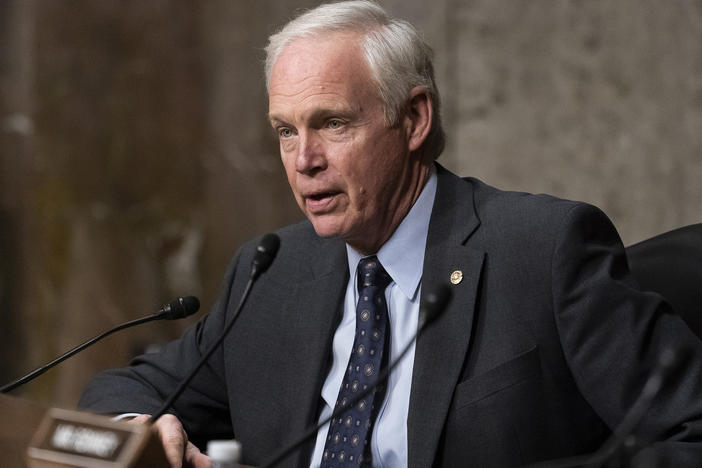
[79,2,702,467]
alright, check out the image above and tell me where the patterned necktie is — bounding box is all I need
[321,256,392,467]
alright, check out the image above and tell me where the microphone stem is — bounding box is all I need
[522,360,671,468]
[261,314,431,468]
[149,279,255,423]
[0,313,161,394]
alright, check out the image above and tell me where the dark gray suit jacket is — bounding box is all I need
[79,165,702,467]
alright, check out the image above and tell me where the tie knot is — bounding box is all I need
[357,256,392,290]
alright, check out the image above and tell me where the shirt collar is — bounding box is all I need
[346,168,437,301]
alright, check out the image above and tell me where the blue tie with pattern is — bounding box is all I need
[321,256,392,467]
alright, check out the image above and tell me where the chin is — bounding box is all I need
[309,217,346,240]
[311,225,343,240]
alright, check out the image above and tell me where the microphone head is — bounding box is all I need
[160,296,200,320]
[251,233,281,279]
[420,284,452,327]
[658,346,692,381]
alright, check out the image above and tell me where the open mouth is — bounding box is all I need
[308,191,337,201]
[305,190,341,212]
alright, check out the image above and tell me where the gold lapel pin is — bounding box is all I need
[450,270,463,285]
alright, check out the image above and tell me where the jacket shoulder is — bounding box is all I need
[463,177,617,251]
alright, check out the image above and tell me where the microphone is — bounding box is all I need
[251,233,281,280]
[149,233,281,423]
[260,284,452,468]
[523,346,692,468]
[159,296,201,320]
[418,283,451,327]
[0,296,200,394]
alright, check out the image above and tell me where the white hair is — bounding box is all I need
[265,0,445,159]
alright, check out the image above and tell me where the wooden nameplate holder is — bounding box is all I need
[1,394,168,467]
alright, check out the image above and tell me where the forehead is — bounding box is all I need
[268,32,378,117]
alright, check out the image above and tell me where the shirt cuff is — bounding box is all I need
[111,413,142,421]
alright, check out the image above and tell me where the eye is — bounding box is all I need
[326,119,343,130]
[278,127,294,139]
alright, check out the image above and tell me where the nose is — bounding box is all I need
[296,130,326,176]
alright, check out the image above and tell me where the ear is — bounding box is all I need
[405,86,433,153]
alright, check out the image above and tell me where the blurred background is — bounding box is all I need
[1,0,700,409]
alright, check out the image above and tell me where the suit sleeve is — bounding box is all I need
[551,203,702,463]
[78,247,251,445]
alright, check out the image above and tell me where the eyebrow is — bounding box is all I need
[268,114,289,127]
[269,107,357,127]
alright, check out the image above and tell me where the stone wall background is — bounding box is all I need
[1,0,700,409]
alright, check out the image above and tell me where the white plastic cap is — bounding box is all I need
[207,439,242,462]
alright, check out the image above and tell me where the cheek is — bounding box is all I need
[340,163,381,209]
[281,158,304,202]
[280,153,296,180]
[280,139,297,155]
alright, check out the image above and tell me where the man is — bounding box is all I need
[79,1,702,467]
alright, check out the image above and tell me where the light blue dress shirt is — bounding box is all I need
[310,169,437,468]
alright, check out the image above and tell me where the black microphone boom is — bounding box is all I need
[260,284,452,468]
[149,233,281,423]
[0,296,200,394]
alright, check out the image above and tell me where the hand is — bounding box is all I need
[130,414,211,468]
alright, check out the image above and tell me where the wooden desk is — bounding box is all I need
[0,393,47,468]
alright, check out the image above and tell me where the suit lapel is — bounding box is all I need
[280,237,348,466]
[408,166,485,468]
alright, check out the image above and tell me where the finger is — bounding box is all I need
[153,415,188,468]
[128,414,151,424]
[184,441,211,468]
